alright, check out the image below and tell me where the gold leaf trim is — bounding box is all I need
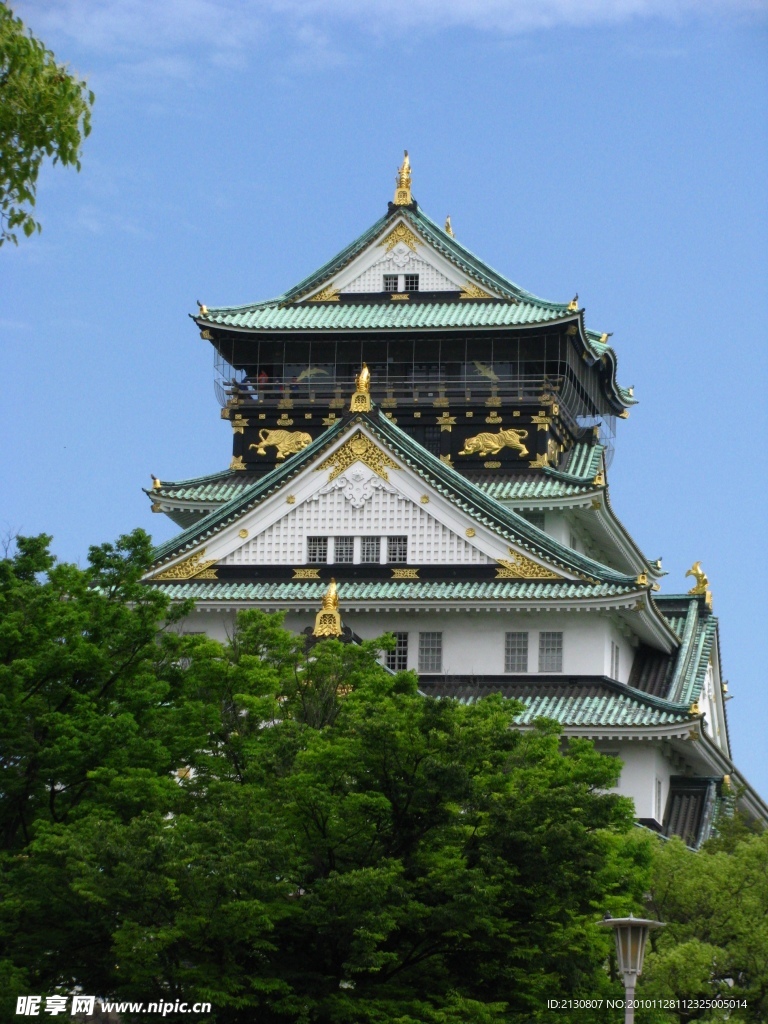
[391,568,419,579]
[293,568,321,579]
[495,550,562,580]
[460,281,492,300]
[379,222,420,252]
[152,550,217,581]
[308,286,340,302]
[316,432,399,482]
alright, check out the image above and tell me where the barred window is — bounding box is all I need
[538,631,563,673]
[307,537,328,563]
[334,536,354,563]
[360,536,380,563]
[387,536,408,563]
[383,274,399,292]
[424,426,441,455]
[404,274,419,292]
[419,632,442,673]
[386,632,409,672]
[504,632,529,673]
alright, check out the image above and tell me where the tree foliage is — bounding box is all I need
[0,532,653,1022]
[640,828,768,1024]
[0,2,93,245]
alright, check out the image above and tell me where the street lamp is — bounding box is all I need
[599,914,664,1024]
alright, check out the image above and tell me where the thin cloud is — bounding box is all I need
[15,0,767,84]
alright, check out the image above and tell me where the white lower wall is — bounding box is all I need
[594,742,672,823]
[178,608,635,680]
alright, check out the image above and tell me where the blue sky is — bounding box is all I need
[4,0,768,796]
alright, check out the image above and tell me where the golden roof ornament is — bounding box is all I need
[313,578,343,637]
[151,474,162,490]
[196,299,208,316]
[349,363,372,412]
[567,294,579,311]
[686,561,713,608]
[393,150,412,206]
[444,215,454,237]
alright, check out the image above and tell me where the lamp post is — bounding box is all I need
[599,915,664,1024]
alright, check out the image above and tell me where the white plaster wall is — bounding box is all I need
[343,253,455,293]
[222,488,488,566]
[331,611,617,677]
[544,513,569,546]
[178,609,629,679]
[596,743,672,823]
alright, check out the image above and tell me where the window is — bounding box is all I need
[404,274,419,292]
[610,641,620,680]
[538,631,563,672]
[419,632,442,672]
[505,632,529,672]
[334,536,354,563]
[424,426,441,455]
[387,536,408,563]
[360,536,380,563]
[383,274,398,292]
[307,537,328,563]
[386,632,409,672]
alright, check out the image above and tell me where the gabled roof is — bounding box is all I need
[148,408,637,589]
[194,203,636,413]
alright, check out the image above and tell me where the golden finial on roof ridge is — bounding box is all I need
[151,474,162,490]
[350,363,372,412]
[686,560,713,608]
[567,294,579,311]
[196,299,208,316]
[322,577,339,611]
[444,214,454,237]
[393,150,412,206]
[313,577,342,637]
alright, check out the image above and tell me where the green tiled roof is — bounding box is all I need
[148,470,250,504]
[204,299,569,332]
[150,408,641,588]
[197,205,634,411]
[473,475,593,500]
[148,579,637,603]
[654,595,717,707]
[284,206,570,310]
[473,443,603,501]
[420,680,693,728]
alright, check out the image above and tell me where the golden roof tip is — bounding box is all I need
[197,299,208,316]
[350,364,372,412]
[444,214,454,237]
[151,474,162,490]
[313,578,342,637]
[393,150,412,206]
[567,294,579,311]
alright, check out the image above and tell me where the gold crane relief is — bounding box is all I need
[249,429,312,460]
[459,427,529,459]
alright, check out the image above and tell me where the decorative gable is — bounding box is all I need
[222,462,489,566]
[304,216,500,299]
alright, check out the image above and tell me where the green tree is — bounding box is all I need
[640,829,768,1024]
[0,3,93,245]
[0,534,652,1022]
